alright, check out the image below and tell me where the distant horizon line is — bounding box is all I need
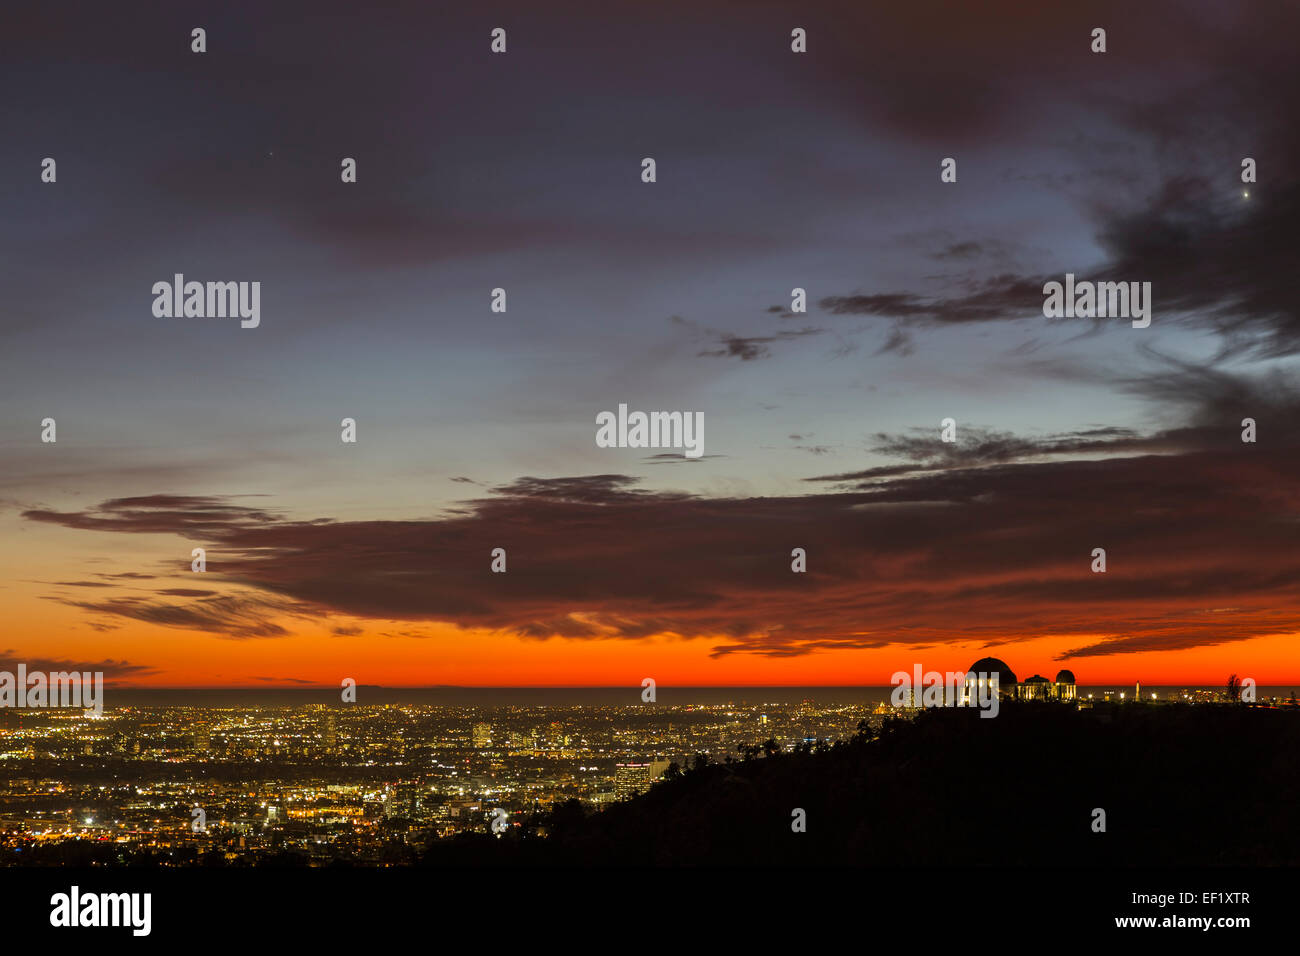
[82,681,1296,691]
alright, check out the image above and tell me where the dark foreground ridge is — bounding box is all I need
[423,701,1300,866]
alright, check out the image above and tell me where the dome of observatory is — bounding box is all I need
[967,658,1017,687]
[1055,669,1076,684]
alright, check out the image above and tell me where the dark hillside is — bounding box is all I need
[424,702,1300,866]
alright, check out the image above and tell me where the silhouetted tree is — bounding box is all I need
[1226,673,1242,702]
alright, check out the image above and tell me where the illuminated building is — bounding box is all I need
[614,762,651,799]
[960,659,1080,703]
[1018,675,1053,700]
[614,758,672,799]
[1015,669,1080,701]
[384,784,420,821]
[1013,671,1076,702]
[964,657,1019,702]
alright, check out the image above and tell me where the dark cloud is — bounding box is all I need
[24,368,1300,660]
[874,326,915,356]
[0,649,158,679]
[489,474,681,504]
[821,139,1300,361]
[642,453,726,464]
[23,495,281,537]
[250,676,318,684]
[931,241,987,261]
[46,592,313,640]
[671,315,824,361]
[821,276,1059,327]
[697,329,824,361]
[805,0,1300,359]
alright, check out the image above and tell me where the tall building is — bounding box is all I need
[323,712,337,752]
[472,722,492,747]
[614,762,652,799]
[384,784,420,821]
[614,758,672,799]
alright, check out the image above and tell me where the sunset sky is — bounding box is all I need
[2,0,1299,687]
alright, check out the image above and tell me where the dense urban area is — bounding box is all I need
[0,681,1286,865]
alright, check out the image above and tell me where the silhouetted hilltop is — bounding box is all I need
[423,701,1300,866]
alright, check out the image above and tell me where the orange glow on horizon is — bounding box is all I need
[8,523,1299,690]
[18,612,1300,690]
